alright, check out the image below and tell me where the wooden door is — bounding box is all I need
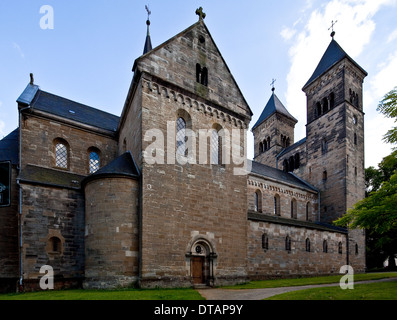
[192,256,204,284]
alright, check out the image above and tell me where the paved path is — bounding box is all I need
[197,278,397,300]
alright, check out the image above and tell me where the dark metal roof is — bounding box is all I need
[83,151,140,185]
[0,129,19,165]
[250,160,317,192]
[303,39,367,90]
[28,89,120,132]
[248,212,347,234]
[252,92,297,130]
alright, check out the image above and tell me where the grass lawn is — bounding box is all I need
[0,288,205,300]
[221,272,397,289]
[265,281,397,300]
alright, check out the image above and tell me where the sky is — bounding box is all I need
[0,0,396,168]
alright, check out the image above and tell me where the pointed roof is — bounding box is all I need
[131,20,253,118]
[252,92,297,130]
[302,39,367,90]
[82,151,140,186]
[143,19,152,55]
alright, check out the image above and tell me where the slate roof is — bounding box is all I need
[0,129,19,165]
[82,151,140,185]
[248,212,347,234]
[18,84,120,133]
[250,160,317,192]
[303,39,368,90]
[252,92,297,130]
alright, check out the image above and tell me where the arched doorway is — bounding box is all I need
[187,238,217,286]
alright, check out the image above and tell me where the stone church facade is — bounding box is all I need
[0,13,366,292]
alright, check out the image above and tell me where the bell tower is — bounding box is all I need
[302,34,367,224]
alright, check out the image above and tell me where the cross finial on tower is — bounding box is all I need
[196,7,206,21]
[270,78,276,92]
[328,20,338,39]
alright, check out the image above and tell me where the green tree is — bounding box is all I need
[335,172,397,269]
[335,88,397,269]
[365,150,397,196]
[377,86,397,145]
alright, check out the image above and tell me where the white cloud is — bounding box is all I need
[280,26,297,41]
[283,0,397,163]
[387,28,397,43]
[12,42,25,59]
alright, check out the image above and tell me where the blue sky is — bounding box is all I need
[1,0,396,168]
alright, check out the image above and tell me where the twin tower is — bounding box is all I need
[253,38,367,225]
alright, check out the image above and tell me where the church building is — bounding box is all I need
[0,9,366,292]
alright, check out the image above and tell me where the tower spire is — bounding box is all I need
[143,5,152,54]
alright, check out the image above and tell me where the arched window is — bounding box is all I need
[262,233,269,250]
[54,139,69,169]
[263,140,267,151]
[49,237,61,254]
[283,159,289,173]
[201,67,208,86]
[122,138,127,153]
[330,92,335,109]
[288,156,295,172]
[176,117,187,156]
[355,243,359,255]
[322,97,329,113]
[291,199,297,219]
[285,236,291,251]
[306,202,310,221]
[254,190,262,213]
[259,142,263,154]
[305,238,311,252]
[354,133,357,145]
[211,125,222,165]
[338,242,343,254]
[196,63,208,86]
[211,130,220,164]
[323,240,328,253]
[196,63,201,83]
[267,137,271,149]
[274,194,280,216]
[88,148,100,174]
[316,102,322,117]
[294,153,300,169]
[323,170,328,181]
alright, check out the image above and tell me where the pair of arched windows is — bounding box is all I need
[280,135,290,148]
[259,137,271,154]
[54,138,100,174]
[196,64,208,86]
[282,153,300,172]
[315,92,335,118]
[176,117,223,165]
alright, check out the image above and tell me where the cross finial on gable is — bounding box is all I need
[328,20,338,39]
[196,7,206,21]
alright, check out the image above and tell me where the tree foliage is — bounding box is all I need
[335,89,397,269]
[377,87,397,145]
